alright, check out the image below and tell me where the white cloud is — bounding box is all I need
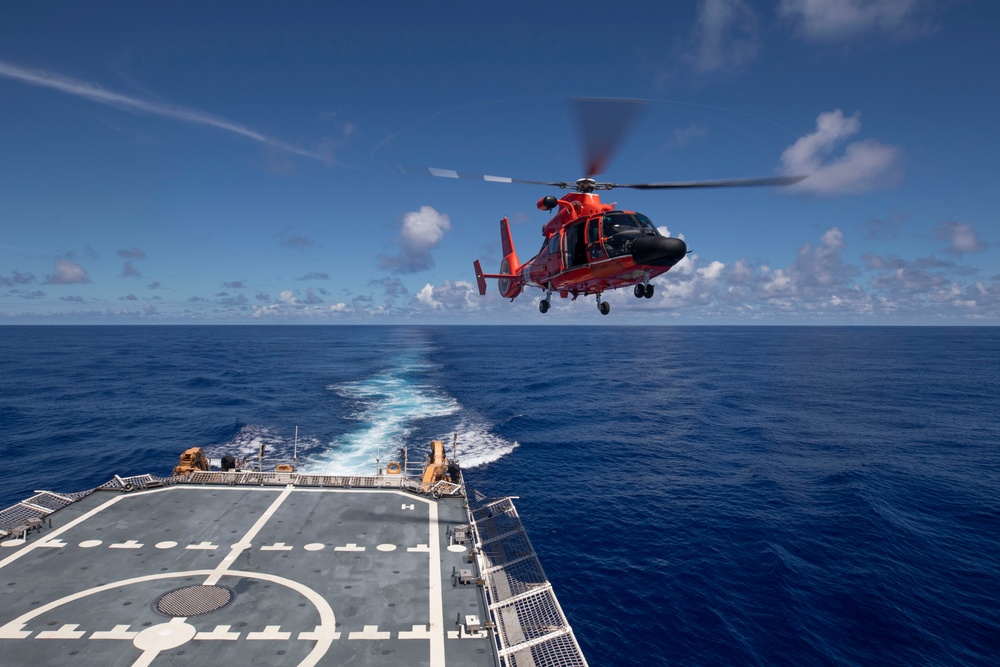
[415,281,478,311]
[379,206,451,274]
[936,221,986,255]
[687,0,760,73]
[778,0,936,41]
[44,260,91,285]
[780,110,901,194]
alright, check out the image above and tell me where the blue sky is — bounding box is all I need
[1,0,997,324]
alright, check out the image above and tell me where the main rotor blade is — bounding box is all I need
[574,98,647,178]
[381,162,566,187]
[608,175,807,190]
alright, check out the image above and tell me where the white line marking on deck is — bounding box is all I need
[203,485,293,586]
[194,625,240,641]
[428,500,446,665]
[36,623,85,639]
[109,540,144,549]
[247,625,292,640]
[348,625,391,640]
[334,543,365,552]
[399,624,433,639]
[186,541,218,550]
[91,625,139,640]
[261,542,293,551]
[36,539,66,548]
[407,544,430,552]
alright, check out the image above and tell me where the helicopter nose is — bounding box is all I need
[632,235,688,267]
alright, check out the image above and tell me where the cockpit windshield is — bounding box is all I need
[601,212,659,258]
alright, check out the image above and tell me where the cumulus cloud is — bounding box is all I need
[147,281,162,289]
[296,272,330,281]
[379,206,451,274]
[780,110,901,194]
[122,261,142,278]
[223,280,246,289]
[415,281,478,311]
[370,277,409,299]
[778,0,936,41]
[44,260,91,285]
[116,247,146,260]
[936,221,986,255]
[685,0,760,73]
[277,228,317,249]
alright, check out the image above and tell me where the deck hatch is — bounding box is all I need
[155,585,235,617]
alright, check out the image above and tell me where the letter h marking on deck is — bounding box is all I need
[401,503,414,511]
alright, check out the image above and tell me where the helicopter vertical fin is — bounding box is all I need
[473,260,488,295]
[500,216,516,258]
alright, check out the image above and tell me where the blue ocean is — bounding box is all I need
[1,325,998,666]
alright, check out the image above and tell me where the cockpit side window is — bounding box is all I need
[602,213,639,237]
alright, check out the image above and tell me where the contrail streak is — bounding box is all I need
[0,60,328,162]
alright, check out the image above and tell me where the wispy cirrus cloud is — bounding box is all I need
[686,0,760,74]
[0,60,329,162]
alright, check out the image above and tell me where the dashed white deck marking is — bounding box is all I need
[36,623,85,639]
[402,503,415,510]
[155,541,177,549]
[376,543,397,552]
[91,624,139,640]
[304,543,324,551]
[348,625,391,640]
[261,542,293,551]
[37,539,66,548]
[334,543,365,552]
[299,625,342,641]
[447,544,468,553]
[194,625,241,641]
[186,541,218,550]
[110,540,144,549]
[247,625,292,640]
[399,624,433,639]
[79,540,102,548]
[407,544,430,552]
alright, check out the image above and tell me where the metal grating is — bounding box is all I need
[470,496,589,667]
[155,585,235,617]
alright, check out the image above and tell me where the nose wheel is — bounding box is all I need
[596,293,610,315]
[539,299,550,314]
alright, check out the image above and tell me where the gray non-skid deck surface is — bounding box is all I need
[0,485,496,666]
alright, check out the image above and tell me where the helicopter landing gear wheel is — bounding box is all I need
[634,284,645,298]
[599,301,610,315]
[644,284,654,299]
[539,299,550,314]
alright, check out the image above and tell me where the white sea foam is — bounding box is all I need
[301,357,516,475]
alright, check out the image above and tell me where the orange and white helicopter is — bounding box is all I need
[414,99,803,315]
[468,99,804,315]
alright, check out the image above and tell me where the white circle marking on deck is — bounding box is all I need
[155,541,178,549]
[447,545,467,553]
[1,539,26,548]
[133,621,197,651]
[376,544,397,552]
[79,540,102,548]
[304,543,324,551]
